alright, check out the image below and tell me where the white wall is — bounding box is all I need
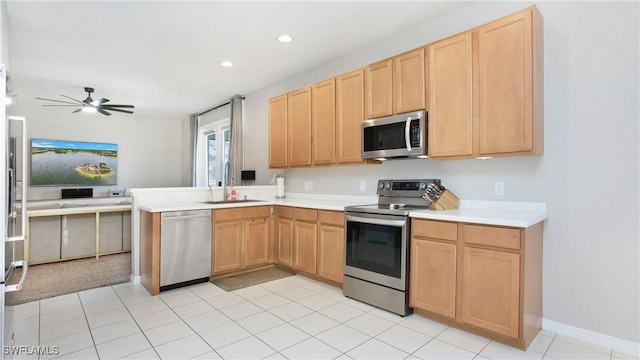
[1,0,10,67]
[241,1,640,345]
[18,103,184,200]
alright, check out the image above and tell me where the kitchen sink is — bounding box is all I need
[203,199,265,204]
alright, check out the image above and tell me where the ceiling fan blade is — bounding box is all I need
[97,108,112,116]
[72,108,83,113]
[42,104,78,107]
[35,97,79,105]
[59,94,83,103]
[102,104,135,109]
[102,107,133,114]
[93,98,109,105]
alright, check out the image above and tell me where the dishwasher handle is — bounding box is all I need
[162,214,211,221]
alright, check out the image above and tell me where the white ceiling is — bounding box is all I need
[6,1,468,120]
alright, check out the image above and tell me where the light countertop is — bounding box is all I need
[138,197,547,228]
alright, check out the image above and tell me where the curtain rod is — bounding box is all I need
[196,95,245,117]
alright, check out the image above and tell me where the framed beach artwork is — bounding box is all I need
[30,139,118,186]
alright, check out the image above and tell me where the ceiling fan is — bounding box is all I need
[36,87,135,116]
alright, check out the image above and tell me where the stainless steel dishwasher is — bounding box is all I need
[160,209,212,291]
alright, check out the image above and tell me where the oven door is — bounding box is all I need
[344,212,409,291]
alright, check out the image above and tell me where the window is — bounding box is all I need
[197,119,230,187]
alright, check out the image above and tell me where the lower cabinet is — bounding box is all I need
[28,216,62,263]
[276,206,344,285]
[212,206,272,275]
[61,214,96,259]
[317,211,344,284]
[293,208,318,274]
[27,210,132,264]
[409,218,543,350]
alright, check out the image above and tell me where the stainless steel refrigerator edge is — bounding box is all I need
[1,63,29,359]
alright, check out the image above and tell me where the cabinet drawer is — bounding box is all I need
[463,224,521,250]
[294,208,318,222]
[215,206,269,222]
[318,210,344,226]
[412,219,457,241]
[278,206,294,219]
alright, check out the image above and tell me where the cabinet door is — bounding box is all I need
[410,239,457,318]
[122,211,132,251]
[336,69,364,164]
[245,218,270,267]
[288,87,312,167]
[461,247,520,338]
[294,221,317,274]
[99,212,123,254]
[365,58,393,118]
[277,217,294,267]
[312,78,336,165]
[28,216,61,263]
[428,32,474,158]
[317,224,344,283]
[268,94,288,168]
[394,48,426,114]
[478,8,533,154]
[61,214,96,259]
[213,221,243,273]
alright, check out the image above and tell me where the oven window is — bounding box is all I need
[363,122,407,152]
[346,221,402,278]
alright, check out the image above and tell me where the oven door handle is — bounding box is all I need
[405,117,412,152]
[345,214,406,227]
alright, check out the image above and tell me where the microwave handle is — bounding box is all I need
[405,117,412,152]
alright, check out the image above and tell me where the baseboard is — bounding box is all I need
[130,275,141,284]
[543,318,640,357]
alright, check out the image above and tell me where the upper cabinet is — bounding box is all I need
[428,6,542,158]
[336,69,365,164]
[428,33,474,158]
[312,79,336,165]
[287,87,312,167]
[268,94,288,168]
[477,7,542,155]
[269,5,542,166]
[365,47,427,119]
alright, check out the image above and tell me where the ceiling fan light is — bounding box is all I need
[278,34,293,43]
[82,105,97,113]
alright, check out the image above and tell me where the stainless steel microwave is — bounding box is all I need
[361,110,427,160]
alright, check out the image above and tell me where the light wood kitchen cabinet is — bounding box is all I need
[317,210,344,284]
[394,47,426,114]
[212,206,271,275]
[288,86,312,167]
[478,6,542,155]
[428,32,474,158]
[276,206,294,267]
[410,219,543,350]
[410,219,458,319]
[268,94,288,168]
[365,58,393,118]
[365,48,427,119]
[461,246,520,338]
[293,208,318,274]
[212,220,243,273]
[312,78,336,165]
[336,69,365,164]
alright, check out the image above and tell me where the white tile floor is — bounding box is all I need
[3,274,633,360]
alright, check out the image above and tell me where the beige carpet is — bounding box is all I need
[211,266,294,291]
[5,252,131,306]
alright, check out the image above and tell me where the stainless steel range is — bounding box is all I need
[343,179,440,316]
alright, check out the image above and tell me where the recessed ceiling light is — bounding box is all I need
[221,61,233,67]
[278,34,293,43]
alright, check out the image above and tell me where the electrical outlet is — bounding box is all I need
[359,181,366,192]
[308,181,313,190]
[304,181,309,190]
[495,181,504,196]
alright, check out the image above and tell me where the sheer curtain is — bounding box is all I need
[227,95,245,187]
